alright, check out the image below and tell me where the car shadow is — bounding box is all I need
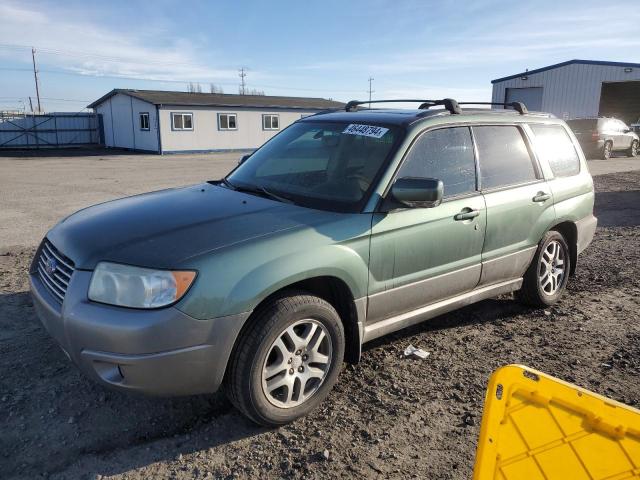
[1,287,530,478]
[594,189,640,227]
[0,291,267,479]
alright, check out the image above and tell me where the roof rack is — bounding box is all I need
[345,98,462,115]
[457,102,528,115]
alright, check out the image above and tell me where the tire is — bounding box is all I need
[225,291,345,427]
[602,141,612,160]
[517,230,571,308]
[628,140,638,158]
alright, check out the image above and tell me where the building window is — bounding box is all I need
[218,113,237,130]
[139,112,150,131]
[171,113,193,131]
[263,114,279,130]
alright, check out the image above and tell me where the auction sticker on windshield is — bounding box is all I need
[343,124,389,138]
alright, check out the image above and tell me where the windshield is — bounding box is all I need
[226,121,400,212]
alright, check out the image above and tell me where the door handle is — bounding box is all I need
[533,192,551,203]
[454,209,480,221]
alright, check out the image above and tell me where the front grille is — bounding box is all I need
[36,240,75,303]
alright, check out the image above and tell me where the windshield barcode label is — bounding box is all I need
[343,124,389,138]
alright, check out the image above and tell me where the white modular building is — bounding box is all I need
[491,60,640,123]
[88,89,344,154]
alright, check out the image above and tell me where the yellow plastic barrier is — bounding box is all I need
[473,365,640,479]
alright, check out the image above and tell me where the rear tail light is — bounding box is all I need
[591,132,600,139]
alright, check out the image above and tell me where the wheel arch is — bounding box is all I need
[226,275,364,377]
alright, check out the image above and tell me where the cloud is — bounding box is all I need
[297,3,640,77]
[0,1,246,83]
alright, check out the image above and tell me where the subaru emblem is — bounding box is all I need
[45,258,57,275]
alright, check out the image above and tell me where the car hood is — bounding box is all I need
[48,183,341,269]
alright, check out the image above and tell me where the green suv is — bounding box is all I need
[30,99,597,426]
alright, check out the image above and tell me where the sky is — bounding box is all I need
[1,0,639,112]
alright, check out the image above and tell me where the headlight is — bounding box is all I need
[88,262,196,309]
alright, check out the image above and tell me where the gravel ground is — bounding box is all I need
[0,167,639,479]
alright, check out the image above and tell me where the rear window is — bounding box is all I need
[530,124,580,177]
[473,126,538,190]
[566,119,597,132]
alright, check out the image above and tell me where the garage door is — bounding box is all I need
[599,81,640,125]
[505,87,543,111]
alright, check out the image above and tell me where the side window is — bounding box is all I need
[473,126,538,189]
[530,124,580,177]
[397,127,476,198]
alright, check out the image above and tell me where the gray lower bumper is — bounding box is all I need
[30,270,249,396]
[576,214,598,255]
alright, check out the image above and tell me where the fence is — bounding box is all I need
[0,112,103,149]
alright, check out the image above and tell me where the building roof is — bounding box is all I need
[88,89,344,110]
[491,59,640,84]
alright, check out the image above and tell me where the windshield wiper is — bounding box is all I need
[232,183,295,205]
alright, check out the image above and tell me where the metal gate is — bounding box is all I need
[0,112,103,149]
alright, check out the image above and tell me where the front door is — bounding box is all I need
[367,126,486,323]
[472,125,556,286]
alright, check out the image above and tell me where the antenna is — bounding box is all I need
[367,77,374,108]
[31,47,42,112]
[239,67,247,95]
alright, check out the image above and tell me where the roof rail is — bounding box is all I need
[345,98,462,115]
[457,102,529,115]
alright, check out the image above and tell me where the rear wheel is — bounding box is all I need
[629,140,638,157]
[517,231,571,307]
[602,141,612,160]
[225,291,345,427]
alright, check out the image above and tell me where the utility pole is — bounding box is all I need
[31,47,42,113]
[239,67,247,95]
[28,96,34,113]
[367,77,374,108]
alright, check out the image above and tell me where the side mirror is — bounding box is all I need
[623,128,631,134]
[390,177,443,209]
[239,153,251,165]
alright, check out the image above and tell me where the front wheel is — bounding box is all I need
[517,231,571,307]
[602,141,612,160]
[225,292,345,427]
[628,140,638,158]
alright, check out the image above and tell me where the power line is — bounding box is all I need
[0,43,212,69]
[0,66,363,95]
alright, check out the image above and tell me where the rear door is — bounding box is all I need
[367,126,486,322]
[473,125,556,286]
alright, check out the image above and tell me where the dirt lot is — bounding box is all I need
[1,150,639,479]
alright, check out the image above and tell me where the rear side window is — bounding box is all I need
[473,126,537,190]
[530,124,580,177]
[398,127,476,198]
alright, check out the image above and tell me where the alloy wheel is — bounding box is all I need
[632,141,638,157]
[538,240,566,295]
[261,319,332,408]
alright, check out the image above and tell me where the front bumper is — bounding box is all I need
[30,269,249,396]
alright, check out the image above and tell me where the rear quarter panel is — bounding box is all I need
[543,124,595,224]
